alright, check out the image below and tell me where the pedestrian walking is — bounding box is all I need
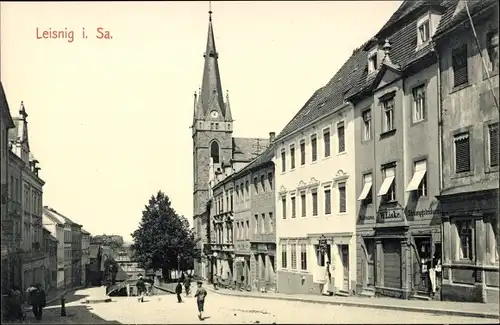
[29,283,46,320]
[175,281,183,303]
[184,276,191,296]
[194,281,207,320]
[136,275,146,303]
[126,282,131,297]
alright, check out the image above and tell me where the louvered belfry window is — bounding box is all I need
[489,123,499,167]
[454,132,470,173]
[452,45,468,87]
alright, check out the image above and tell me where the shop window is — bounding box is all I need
[456,219,474,261]
[291,244,297,269]
[281,244,287,268]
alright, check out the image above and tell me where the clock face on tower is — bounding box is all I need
[210,110,219,118]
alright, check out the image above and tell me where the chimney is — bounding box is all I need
[269,132,276,143]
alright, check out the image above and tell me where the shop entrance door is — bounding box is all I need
[412,237,431,295]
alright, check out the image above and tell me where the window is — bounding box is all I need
[382,97,395,133]
[254,214,259,234]
[261,214,266,233]
[368,52,378,73]
[260,175,265,191]
[324,187,331,215]
[358,173,373,204]
[486,30,499,72]
[269,212,274,233]
[291,244,297,269]
[246,220,249,238]
[215,123,219,130]
[379,166,396,202]
[312,191,318,216]
[311,135,318,162]
[412,85,426,123]
[415,160,428,197]
[338,182,346,213]
[281,149,286,172]
[210,141,220,164]
[323,129,331,157]
[268,172,273,190]
[291,196,296,218]
[337,122,345,153]
[245,181,249,197]
[454,132,470,173]
[253,177,258,193]
[290,145,296,169]
[457,220,474,261]
[210,123,214,130]
[488,123,498,167]
[301,192,306,217]
[281,197,287,219]
[236,223,240,239]
[300,244,307,271]
[281,244,287,268]
[230,190,233,210]
[300,140,306,165]
[418,19,430,45]
[362,110,371,141]
[452,45,468,87]
[235,185,240,201]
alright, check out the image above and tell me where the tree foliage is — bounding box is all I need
[131,191,200,279]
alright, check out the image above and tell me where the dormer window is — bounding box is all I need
[368,51,378,73]
[418,19,430,45]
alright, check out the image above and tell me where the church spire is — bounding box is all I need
[194,3,226,121]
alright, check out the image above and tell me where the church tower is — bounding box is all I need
[192,8,234,223]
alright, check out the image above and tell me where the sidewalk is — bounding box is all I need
[45,285,85,305]
[190,282,498,319]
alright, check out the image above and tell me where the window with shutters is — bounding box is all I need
[486,30,499,73]
[290,144,296,169]
[338,182,346,213]
[282,196,287,219]
[324,187,332,215]
[312,190,318,216]
[488,123,498,168]
[291,244,297,269]
[454,132,470,173]
[452,45,468,87]
[281,244,288,268]
[281,148,286,172]
[337,122,345,153]
[311,135,318,162]
[300,243,307,270]
[412,84,426,123]
[291,196,296,218]
[362,110,371,141]
[323,128,331,157]
[300,140,306,165]
[301,192,306,217]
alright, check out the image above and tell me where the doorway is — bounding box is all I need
[339,245,349,292]
[413,237,431,295]
[363,238,375,288]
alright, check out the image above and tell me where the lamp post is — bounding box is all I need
[212,252,218,286]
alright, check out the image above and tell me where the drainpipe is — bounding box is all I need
[431,41,444,192]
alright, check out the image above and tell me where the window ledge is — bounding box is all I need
[450,82,471,94]
[337,212,348,216]
[450,171,474,180]
[483,69,499,81]
[411,117,427,127]
[485,165,499,174]
[361,138,372,144]
[380,129,396,139]
[323,155,332,161]
[311,160,318,165]
[337,151,347,156]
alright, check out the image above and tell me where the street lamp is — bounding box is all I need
[212,252,218,284]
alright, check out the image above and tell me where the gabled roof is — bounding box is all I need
[0,82,15,128]
[81,229,90,235]
[233,143,275,180]
[45,206,81,227]
[232,137,269,162]
[275,45,367,143]
[43,207,65,225]
[434,0,496,39]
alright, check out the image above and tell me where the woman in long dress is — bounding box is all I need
[322,261,332,295]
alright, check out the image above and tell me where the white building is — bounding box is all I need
[81,229,90,286]
[274,48,365,296]
[42,207,65,288]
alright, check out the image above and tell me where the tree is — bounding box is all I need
[103,258,119,285]
[131,191,200,282]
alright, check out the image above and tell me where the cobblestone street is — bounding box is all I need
[15,287,494,324]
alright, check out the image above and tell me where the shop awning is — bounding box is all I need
[406,160,427,192]
[377,172,395,196]
[357,177,373,201]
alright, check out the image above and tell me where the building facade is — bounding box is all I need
[433,0,499,303]
[192,10,268,279]
[81,229,91,286]
[0,82,16,293]
[42,207,66,288]
[8,102,48,291]
[274,49,363,295]
[43,228,58,291]
[349,1,444,300]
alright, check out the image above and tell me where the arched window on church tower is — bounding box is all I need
[210,141,220,164]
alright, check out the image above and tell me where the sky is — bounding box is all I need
[1,1,402,243]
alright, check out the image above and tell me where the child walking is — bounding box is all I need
[194,281,207,320]
[175,281,183,303]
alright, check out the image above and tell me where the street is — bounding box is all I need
[14,287,494,324]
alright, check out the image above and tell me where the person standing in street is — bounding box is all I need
[194,281,207,320]
[175,281,183,303]
[184,276,191,296]
[136,276,146,303]
[30,284,46,320]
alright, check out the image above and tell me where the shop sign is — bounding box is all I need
[318,235,328,253]
[377,206,405,223]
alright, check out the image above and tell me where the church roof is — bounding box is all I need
[232,137,269,162]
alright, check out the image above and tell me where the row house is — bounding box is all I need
[433,0,499,303]
[349,1,444,300]
[42,228,58,291]
[274,49,363,296]
[210,161,234,286]
[81,229,91,286]
[42,207,66,288]
[0,82,16,293]
[8,102,47,291]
